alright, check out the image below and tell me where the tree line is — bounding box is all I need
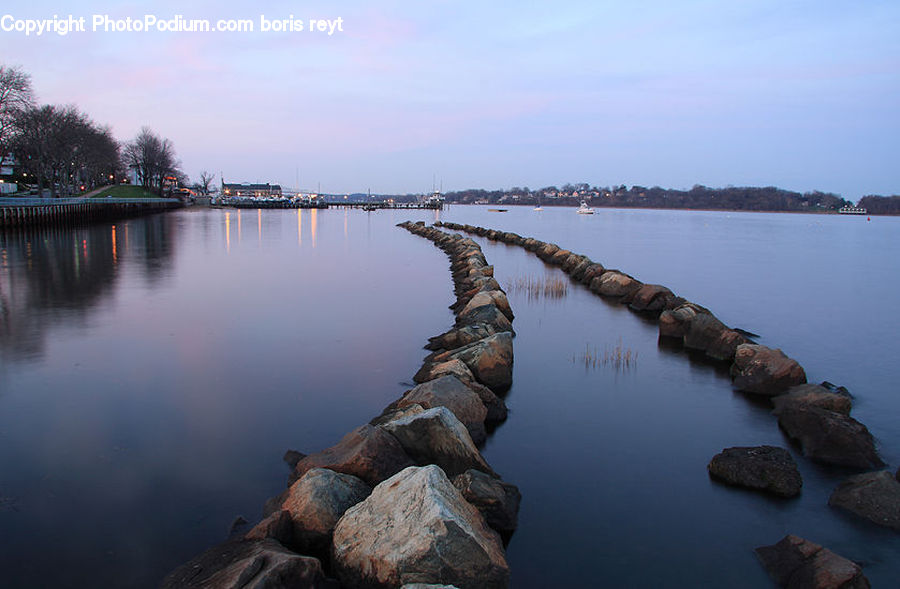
[444,183,898,213]
[0,64,193,197]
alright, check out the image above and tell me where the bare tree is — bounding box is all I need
[198,170,214,195]
[123,127,176,195]
[0,65,34,155]
[12,104,120,196]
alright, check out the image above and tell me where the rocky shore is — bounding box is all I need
[436,220,895,587]
[161,221,519,588]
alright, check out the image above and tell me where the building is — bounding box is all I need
[222,182,283,198]
[0,155,17,194]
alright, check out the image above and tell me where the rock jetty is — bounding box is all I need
[434,220,890,582]
[161,221,519,588]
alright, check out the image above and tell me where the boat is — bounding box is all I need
[533,206,543,211]
[488,208,508,213]
[576,200,594,214]
[838,206,867,215]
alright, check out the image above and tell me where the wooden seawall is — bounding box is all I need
[0,199,184,229]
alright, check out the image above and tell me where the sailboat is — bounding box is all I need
[534,195,543,211]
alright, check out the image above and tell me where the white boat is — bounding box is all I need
[838,205,867,215]
[576,200,594,214]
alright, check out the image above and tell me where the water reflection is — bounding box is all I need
[0,215,176,363]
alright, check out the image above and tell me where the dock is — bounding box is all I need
[0,198,184,229]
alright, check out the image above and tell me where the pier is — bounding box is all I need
[220,198,444,211]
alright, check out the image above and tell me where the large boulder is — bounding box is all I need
[773,404,883,469]
[828,471,900,530]
[380,406,494,477]
[410,361,507,423]
[160,538,333,589]
[455,303,514,334]
[589,271,642,298]
[625,284,677,314]
[245,510,294,545]
[755,534,869,589]
[658,303,708,339]
[425,323,503,352]
[439,333,514,392]
[332,465,509,589]
[707,446,802,498]
[293,424,415,487]
[459,291,514,322]
[281,468,372,554]
[731,344,807,396]
[772,383,852,416]
[394,375,489,444]
[682,313,748,360]
[579,263,606,286]
[452,469,521,537]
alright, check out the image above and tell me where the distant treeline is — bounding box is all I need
[443,184,900,213]
[858,195,900,215]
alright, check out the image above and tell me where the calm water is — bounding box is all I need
[1,205,897,587]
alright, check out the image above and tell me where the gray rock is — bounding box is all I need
[281,468,372,553]
[452,469,521,536]
[160,538,333,589]
[755,534,869,589]
[829,470,900,530]
[332,465,509,589]
[707,446,802,497]
[380,406,495,477]
[731,344,807,396]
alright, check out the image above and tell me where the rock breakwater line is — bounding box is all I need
[161,221,519,589]
[437,220,891,582]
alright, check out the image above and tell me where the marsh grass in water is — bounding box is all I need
[506,274,568,301]
[575,339,638,371]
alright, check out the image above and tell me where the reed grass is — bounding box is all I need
[574,339,638,371]
[505,274,568,301]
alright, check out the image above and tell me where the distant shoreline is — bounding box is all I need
[450,203,893,216]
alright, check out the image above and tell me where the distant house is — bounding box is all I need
[222,182,283,198]
[1,154,17,194]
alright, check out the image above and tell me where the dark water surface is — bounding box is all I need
[1,205,897,587]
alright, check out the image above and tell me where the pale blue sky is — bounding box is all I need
[2,0,898,197]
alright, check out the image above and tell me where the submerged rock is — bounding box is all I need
[829,471,900,530]
[755,534,869,589]
[380,406,495,477]
[332,465,509,589]
[707,446,802,497]
[731,344,807,396]
[773,404,883,469]
[772,383,853,416]
[293,424,415,487]
[160,538,333,589]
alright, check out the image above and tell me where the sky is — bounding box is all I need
[1,0,898,198]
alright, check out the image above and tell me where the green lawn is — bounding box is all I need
[91,185,160,199]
